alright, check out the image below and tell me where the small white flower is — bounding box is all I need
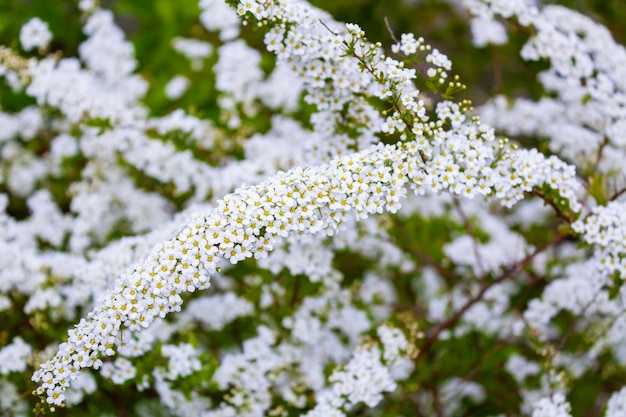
[165,76,189,100]
[20,17,52,52]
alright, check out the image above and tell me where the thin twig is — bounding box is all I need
[318,19,338,36]
[527,189,574,224]
[592,136,609,175]
[609,181,626,202]
[416,231,567,362]
[384,16,400,44]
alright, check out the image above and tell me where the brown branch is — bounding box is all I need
[527,189,574,224]
[609,182,626,202]
[416,231,567,362]
[318,19,338,36]
[384,16,400,44]
[592,136,609,175]
[491,47,503,94]
[431,385,445,417]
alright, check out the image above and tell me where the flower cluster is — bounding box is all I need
[573,201,626,277]
[1,0,626,416]
[531,393,572,417]
[19,17,52,52]
[474,1,626,175]
[32,115,579,406]
[30,138,416,405]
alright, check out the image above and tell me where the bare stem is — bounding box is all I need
[416,231,567,362]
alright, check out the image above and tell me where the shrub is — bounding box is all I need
[1,0,625,416]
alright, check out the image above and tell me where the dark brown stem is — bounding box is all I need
[416,231,567,362]
[609,183,626,202]
[491,47,503,94]
[527,189,574,224]
[431,385,445,417]
[592,136,609,174]
[318,19,338,36]
[384,16,400,44]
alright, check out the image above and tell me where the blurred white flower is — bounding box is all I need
[20,17,52,52]
[165,75,190,100]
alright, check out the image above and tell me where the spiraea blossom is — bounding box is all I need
[0,0,625,416]
[32,4,579,408]
[19,17,52,52]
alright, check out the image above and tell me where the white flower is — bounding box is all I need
[101,357,137,385]
[606,387,626,417]
[165,75,189,100]
[0,337,33,375]
[172,37,213,70]
[470,17,508,47]
[532,393,572,417]
[200,0,241,40]
[20,17,52,52]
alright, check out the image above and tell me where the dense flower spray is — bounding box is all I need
[0,0,625,416]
